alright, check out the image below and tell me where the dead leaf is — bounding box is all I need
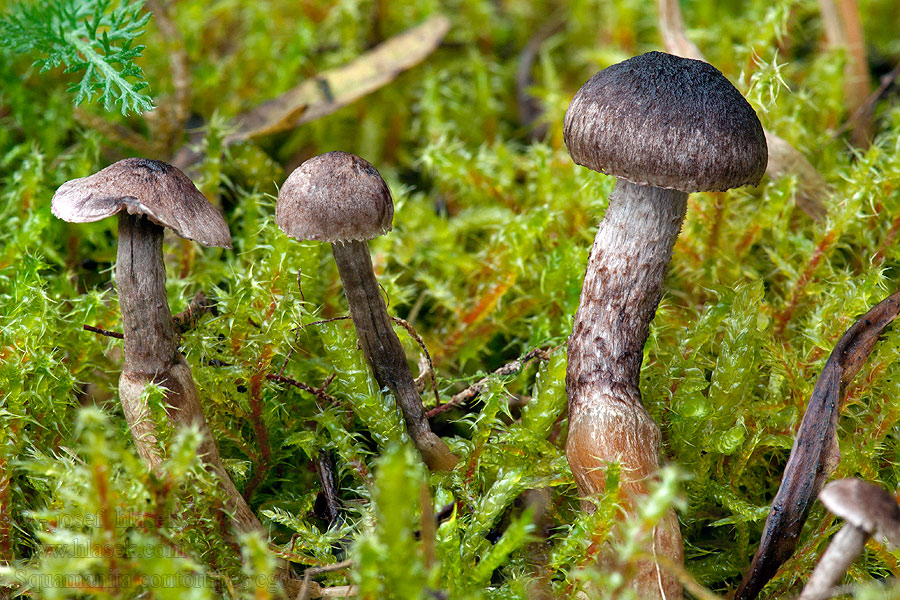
[734,290,900,600]
[173,15,450,169]
[764,131,829,223]
[231,15,450,140]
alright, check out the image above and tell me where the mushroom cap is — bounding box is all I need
[51,158,232,248]
[275,151,393,243]
[563,51,768,193]
[820,478,900,547]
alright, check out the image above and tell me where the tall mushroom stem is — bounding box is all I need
[798,525,869,600]
[331,239,458,471]
[566,179,686,595]
[115,212,264,534]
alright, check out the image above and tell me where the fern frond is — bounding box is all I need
[0,0,153,115]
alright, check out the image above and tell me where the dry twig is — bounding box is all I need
[266,373,339,407]
[83,324,124,339]
[392,316,440,408]
[427,347,553,418]
[296,560,354,600]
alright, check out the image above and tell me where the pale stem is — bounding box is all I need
[798,525,869,600]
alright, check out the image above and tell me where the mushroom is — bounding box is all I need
[275,151,458,471]
[562,51,767,597]
[799,478,900,600]
[52,158,261,534]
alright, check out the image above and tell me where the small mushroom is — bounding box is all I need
[799,478,900,600]
[52,158,261,534]
[563,51,767,598]
[276,151,458,471]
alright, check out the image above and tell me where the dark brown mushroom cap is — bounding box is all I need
[275,151,393,243]
[564,51,768,193]
[820,478,900,547]
[51,158,232,248]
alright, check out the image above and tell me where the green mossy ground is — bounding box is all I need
[1,0,900,598]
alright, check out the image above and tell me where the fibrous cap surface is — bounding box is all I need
[564,51,767,193]
[275,151,393,243]
[52,158,232,248]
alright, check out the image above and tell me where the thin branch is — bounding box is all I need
[266,374,340,407]
[83,324,124,339]
[297,268,306,303]
[143,0,191,155]
[297,560,354,600]
[297,316,352,330]
[427,347,553,418]
[391,316,439,408]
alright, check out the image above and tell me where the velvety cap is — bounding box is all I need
[275,151,393,243]
[51,158,232,248]
[564,51,767,193]
[820,478,900,547]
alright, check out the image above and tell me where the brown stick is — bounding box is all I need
[427,347,552,418]
[735,291,900,600]
[296,560,354,600]
[83,324,125,339]
[266,374,340,407]
[391,316,440,409]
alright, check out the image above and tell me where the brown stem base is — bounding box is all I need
[119,355,263,534]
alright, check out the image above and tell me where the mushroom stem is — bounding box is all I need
[117,212,178,377]
[566,179,686,597]
[567,180,687,423]
[798,525,869,600]
[115,212,264,534]
[331,239,458,471]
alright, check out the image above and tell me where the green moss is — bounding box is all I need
[2,0,900,597]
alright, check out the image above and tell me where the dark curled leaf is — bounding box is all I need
[735,290,900,600]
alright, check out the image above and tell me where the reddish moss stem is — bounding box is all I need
[774,230,836,337]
